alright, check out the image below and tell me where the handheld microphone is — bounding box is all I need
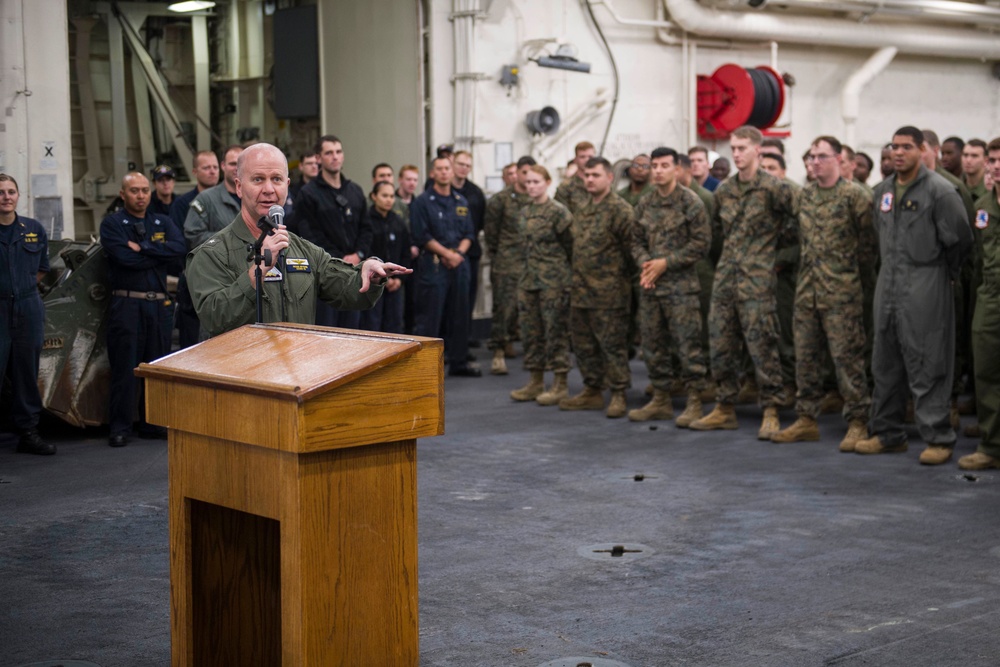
[267,205,285,229]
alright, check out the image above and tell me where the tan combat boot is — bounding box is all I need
[628,390,673,422]
[536,372,568,406]
[675,393,703,429]
[737,379,759,405]
[758,406,781,440]
[839,420,868,453]
[919,445,953,465]
[855,435,908,455]
[690,403,738,430]
[819,391,845,415]
[559,386,604,411]
[510,371,545,402]
[770,415,819,443]
[491,349,508,375]
[606,390,627,418]
[958,451,1000,470]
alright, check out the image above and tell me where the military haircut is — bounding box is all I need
[454,150,472,160]
[688,145,709,158]
[314,134,342,155]
[894,126,925,147]
[371,162,393,179]
[528,164,552,181]
[431,155,452,169]
[677,154,692,168]
[987,137,1000,154]
[812,135,843,155]
[236,143,288,180]
[731,126,763,145]
[943,136,965,150]
[193,149,217,168]
[761,138,785,155]
[0,173,19,192]
[299,151,317,162]
[841,144,856,161]
[399,163,419,177]
[584,156,613,174]
[920,128,940,149]
[516,155,537,169]
[222,144,245,161]
[574,141,595,155]
[856,152,874,171]
[762,153,786,171]
[650,147,679,164]
[967,139,988,155]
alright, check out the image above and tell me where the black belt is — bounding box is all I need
[112,290,168,301]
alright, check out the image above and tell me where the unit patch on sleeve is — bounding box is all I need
[880,193,893,213]
[976,209,990,230]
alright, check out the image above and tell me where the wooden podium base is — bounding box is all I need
[170,430,418,666]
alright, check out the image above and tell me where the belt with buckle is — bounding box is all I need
[112,290,168,301]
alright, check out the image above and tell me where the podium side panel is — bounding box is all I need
[301,347,444,452]
[297,440,419,664]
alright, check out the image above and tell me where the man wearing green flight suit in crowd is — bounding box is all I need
[555,141,596,216]
[690,125,796,439]
[771,136,875,451]
[186,143,410,336]
[856,126,972,465]
[559,157,635,418]
[628,147,710,427]
[483,155,534,375]
[959,137,1000,470]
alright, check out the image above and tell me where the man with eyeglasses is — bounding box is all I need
[856,126,972,465]
[771,136,876,451]
[617,154,653,207]
[689,125,796,439]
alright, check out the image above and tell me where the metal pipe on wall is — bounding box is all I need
[842,47,897,148]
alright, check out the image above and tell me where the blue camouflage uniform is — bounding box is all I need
[100,208,185,438]
[0,215,48,432]
[410,187,475,371]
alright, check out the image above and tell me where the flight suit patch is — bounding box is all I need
[880,193,893,212]
[976,209,990,229]
[264,266,283,282]
[286,258,311,273]
[191,200,205,214]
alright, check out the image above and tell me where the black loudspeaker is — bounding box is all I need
[272,6,319,119]
[525,107,560,135]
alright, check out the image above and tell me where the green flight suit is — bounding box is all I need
[869,166,973,446]
[186,215,382,337]
[971,190,1000,457]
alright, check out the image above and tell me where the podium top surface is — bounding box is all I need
[137,323,426,402]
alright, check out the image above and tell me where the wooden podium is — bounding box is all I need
[137,323,444,666]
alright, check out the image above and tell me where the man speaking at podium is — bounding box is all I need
[187,143,410,336]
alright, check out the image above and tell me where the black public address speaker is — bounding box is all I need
[525,107,560,135]
[272,6,319,118]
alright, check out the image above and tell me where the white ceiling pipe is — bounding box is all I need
[774,0,1000,26]
[663,0,1000,59]
[842,46,897,148]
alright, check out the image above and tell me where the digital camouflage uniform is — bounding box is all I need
[971,189,1000,458]
[709,170,796,407]
[688,182,716,352]
[793,179,876,422]
[570,192,634,391]
[518,199,574,373]
[869,166,972,446]
[484,186,531,352]
[631,186,710,393]
[774,178,802,387]
[617,182,653,208]
[555,176,590,217]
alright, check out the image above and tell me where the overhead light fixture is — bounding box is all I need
[168,1,216,13]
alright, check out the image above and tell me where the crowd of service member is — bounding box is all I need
[2,125,997,472]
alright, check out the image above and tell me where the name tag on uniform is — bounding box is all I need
[977,209,990,229]
[286,258,311,273]
[24,232,38,243]
[151,231,166,242]
[880,193,893,212]
[264,266,283,282]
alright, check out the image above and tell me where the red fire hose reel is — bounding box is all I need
[697,64,787,140]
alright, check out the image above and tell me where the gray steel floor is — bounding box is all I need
[2,350,999,667]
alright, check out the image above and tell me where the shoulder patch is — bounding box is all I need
[191,199,205,214]
[976,209,990,229]
[880,192,893,213]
